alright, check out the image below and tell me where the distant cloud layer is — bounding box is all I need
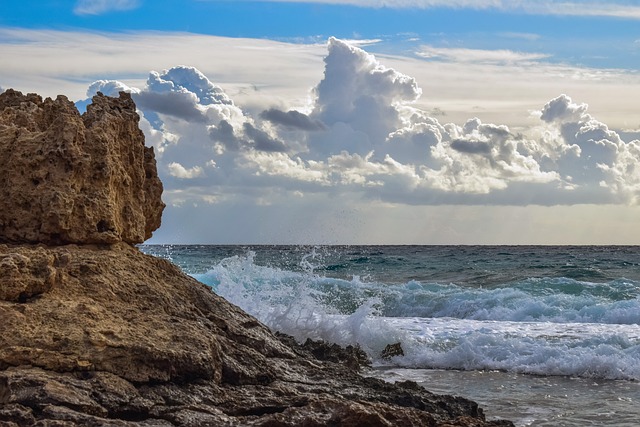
[230,0,640,19]
[417,46,549,65]
[83,38,640,209]
[74,0,140,15]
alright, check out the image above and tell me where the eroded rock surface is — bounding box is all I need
[0,89,513,426]
[0,244,512,427]
[0,89,164,245]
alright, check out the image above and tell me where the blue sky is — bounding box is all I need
[4,0,640,69]
[2,1,640,244]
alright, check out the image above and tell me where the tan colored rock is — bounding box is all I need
[0,243,284,384]
[0,89,164,245]
[0,244,513,427]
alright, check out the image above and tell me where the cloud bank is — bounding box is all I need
[82,38,640,211]
[227,0,640,19]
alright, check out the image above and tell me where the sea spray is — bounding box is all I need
[386,317,640,380]
[142,244,640,426]
[145,245,640,380]
[193,250,405,356]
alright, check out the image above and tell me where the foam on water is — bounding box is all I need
[192,251,640,380]
[386,317,640,381]
[381,279,640,324]
[194,251,405,355]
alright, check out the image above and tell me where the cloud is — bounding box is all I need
[87,80,138,97]
[337,39,383,47]
[537,94,640,202]
[221,1,640,19]
[417,45,549,64]
[168,162,205,179]
[499,32,541,41]
[135,90,208,123]
[308,37,421,154]
[450,139,491,155]
[146,66,233,106]
[242,123,289,152]
[302,40,640,204]
[74,0,140,15]
[80,65,296,197]
[260,108,326,131]
[76,38,640,211]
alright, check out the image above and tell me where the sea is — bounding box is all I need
[139,245,640,426]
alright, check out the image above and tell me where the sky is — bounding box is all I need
[2,0,640,244]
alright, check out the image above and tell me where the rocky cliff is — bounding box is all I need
[0,89,163,245]
[0,89,513,426]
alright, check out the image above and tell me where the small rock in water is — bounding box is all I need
[381,342,405,359]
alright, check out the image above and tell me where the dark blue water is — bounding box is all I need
[141,245,640,285]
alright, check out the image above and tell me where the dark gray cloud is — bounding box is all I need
[260,108,326,131]
[209,120,240,150]
[450,139,492,154]
[134,91,208,123]
[209,120,288,153]
[243,123,288,152]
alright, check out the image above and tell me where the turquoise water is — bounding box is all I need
[140,245,640,426]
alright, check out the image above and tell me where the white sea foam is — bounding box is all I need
[384,317,640,381]
[194,252,405,355]
[193,252,640,380]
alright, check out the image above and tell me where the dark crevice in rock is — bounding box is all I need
[233,404,301,417]
[95,219,113,233]
[16,291,42,304]
[106,409,152,422]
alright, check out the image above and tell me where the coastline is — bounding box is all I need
[0,89,514,426]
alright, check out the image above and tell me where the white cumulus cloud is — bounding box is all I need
[168,162,205,179]
[80,38,640,209]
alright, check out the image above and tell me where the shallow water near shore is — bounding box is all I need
[140,244,640,425]
[369,368,639,426]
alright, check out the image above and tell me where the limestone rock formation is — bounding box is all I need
[0,89,164,245]
[0,89,513,426]
[0,244,514,426]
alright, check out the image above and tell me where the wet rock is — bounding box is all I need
[301,338,371,370]
[381,342,405,360]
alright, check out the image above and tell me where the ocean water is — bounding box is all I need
[140,245,640,426]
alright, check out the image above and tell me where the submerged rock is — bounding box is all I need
[0,89,513,426]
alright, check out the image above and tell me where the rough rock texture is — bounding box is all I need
[0,89,513,426]
[0,244,513,427]
[0,89,164,245]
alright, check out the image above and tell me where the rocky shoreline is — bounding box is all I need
[0,89,513,426]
